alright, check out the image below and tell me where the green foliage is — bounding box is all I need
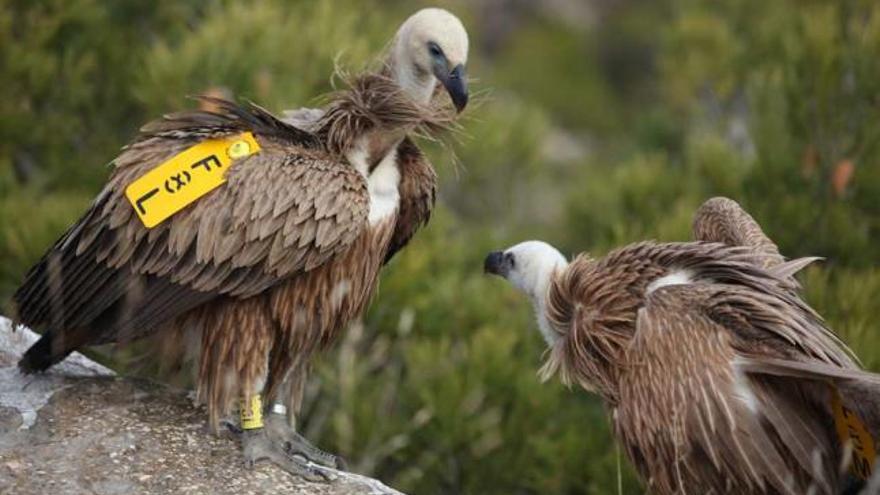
[654,0,880,266]
[439,97,553,224]
[134,0,388,111]
[0,186,91,314]
[0,0,201,191]
[2,1,879,494]
[492,21,621,132]
[801,266,880,371]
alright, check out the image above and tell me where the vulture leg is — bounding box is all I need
[224,395,332,481]
[194,299,339,478]
[262,346,347,468]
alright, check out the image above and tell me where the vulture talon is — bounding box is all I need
[264,413,344,469]
[284,434,345,470]
[241,428,332,482]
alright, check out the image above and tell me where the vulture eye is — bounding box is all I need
[428,42,444,58]
[505,252,516,268]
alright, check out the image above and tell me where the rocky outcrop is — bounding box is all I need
[0,317,403,495]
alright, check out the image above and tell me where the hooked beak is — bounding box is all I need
[436,63,468,113]
[483,251,509,277]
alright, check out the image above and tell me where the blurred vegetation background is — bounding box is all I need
[2,0,879,493]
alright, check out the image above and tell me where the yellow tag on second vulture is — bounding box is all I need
[125,132,260,228]
[831,386,876,479]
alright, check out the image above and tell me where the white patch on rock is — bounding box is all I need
[0,316,114,430]
[647,270,692,295]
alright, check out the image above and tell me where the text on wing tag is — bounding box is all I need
[125,132,260,228]
[831,385,876,480]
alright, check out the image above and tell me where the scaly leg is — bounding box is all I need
[234,394,332,481]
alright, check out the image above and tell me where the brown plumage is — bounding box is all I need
[692,196,785,269]
[485,197,880,494]
[15,89,424,418]
[14,9,470,470]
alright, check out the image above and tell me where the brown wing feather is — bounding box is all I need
[737,355,880,441]
[385,137,436,264]
[693,196,785,269]
[15,100,369,370]
[700,279,856,368]
[617,285,840,494]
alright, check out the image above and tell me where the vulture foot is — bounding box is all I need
[265,413,347,469]
[241,427,333,482]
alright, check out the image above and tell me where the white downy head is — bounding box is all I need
[390,8,469,111]
[484,241,569,345]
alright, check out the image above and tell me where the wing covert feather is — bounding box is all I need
[88,138,369,297]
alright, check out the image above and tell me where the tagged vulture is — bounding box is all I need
[485,197,880,494]
[14,8,469,479]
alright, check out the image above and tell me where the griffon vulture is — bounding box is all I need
[484,197,880,494]
[14,7,469,479]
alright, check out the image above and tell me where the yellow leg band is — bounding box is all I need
[240,394,264,430]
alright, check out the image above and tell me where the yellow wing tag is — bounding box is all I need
[125,132,261,228]
[831,386,876,479]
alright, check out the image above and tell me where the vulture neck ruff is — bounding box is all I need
[314,73,455,158]
[315,73,451,227]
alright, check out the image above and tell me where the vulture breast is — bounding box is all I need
[346,138,402,226]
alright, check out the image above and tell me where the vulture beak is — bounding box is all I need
[483,251,510,277]
[436,63,468,113]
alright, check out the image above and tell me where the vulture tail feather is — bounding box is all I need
[735,356,880,385]
[18,330,71,373]
[736,356,880,439]
[769,256,823,281]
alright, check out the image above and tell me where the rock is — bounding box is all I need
[0,317,404,495]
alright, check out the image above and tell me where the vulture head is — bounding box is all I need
[391,8,469,112]
[485,241,569,345]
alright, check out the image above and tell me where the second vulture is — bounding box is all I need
[485,196,880,494]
